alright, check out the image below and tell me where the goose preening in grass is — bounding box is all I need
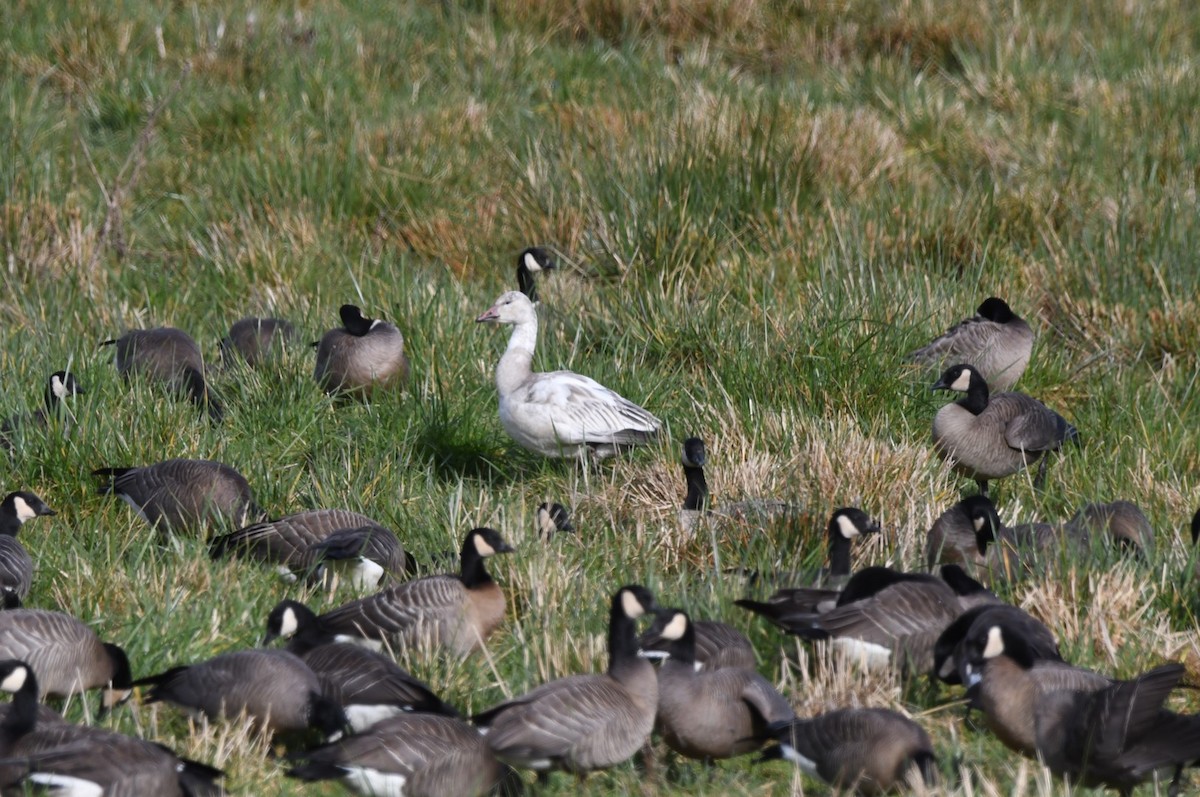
[0,491,56,607]
[473,585,658,778]
[536,501,574,540]
[516,246,557,303]
[760,708,938,795]
[930,603,1060,685]
[0,370,85,453]
[94,458,262,536]
[288,713,524,797]
[0,609,132,712]
[0,660,225,797]
[299,642,459,731]
[264,527,513,657]
[475,290,661,459]
[925,494,1000,572]
[314,304,409,398]
[732,507,881,617]
[960,620,1200,795]
[639,609,794,761]
[209,508,405,585]
[931,363,1077,496]
[221,316,298,366]
[738,565,998,674]
[101,327,223,422]
[678,436,804,534]
[135,648,349,740]
[907,297,1034,391]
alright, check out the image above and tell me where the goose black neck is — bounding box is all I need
[826,520,852,577]
[1,669,38,737]
[955,379,990,416]
[517,266,537,302]
[459,542,494,589]
[607,597,641,672]
[340,305,374,336]
[682,465,709,512]
[181,367,224,423]
[0,508,20,537]
[665,624,697,667]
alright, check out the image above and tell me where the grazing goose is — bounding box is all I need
[300,642,458,731]
[930,603,1060,685]
[473,585,658,777]
[314,304,409,398]
[641,609,794,761]
[907,296,1034,391]
[95,458,263,535]
[221,316,298,366]
[101,327,223,422]
[288,713,523,797]
[263,527,513,657]
[931,363,1077,495]
[475,290,661,459]
[761,708,938,795]
[925,494,1000,571]
[738,565,998,674]
[972,508,1094,583]
[959,617,1111,757]
[678,437,803,533]
[536,501,574,540]
[0,609,131,711]
[516,246,557,303]
[0,370,85,452]
[0,659,224,797]
[0,491,56,607]
[734,507,882,616]
[135,648,348,739]
[1063,499,1155,558]
[210,508,404,583]
[640,615,757,672]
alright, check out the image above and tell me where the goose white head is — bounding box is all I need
[475,291,537,326]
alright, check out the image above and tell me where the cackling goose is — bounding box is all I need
[907,296,1034,391]
[95,458,263,535]
[102,327,223,421]
[516,246,556,303]
[221,316,298,366]
[0,371,84,452]
[314,304,409,398]
[0,491,56,607]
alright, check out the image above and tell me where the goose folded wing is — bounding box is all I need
[484,676,635,762]
[321,576,467,637]
[520,373,659,442]
[908,316,1003,363]
[1004,403,1070,452]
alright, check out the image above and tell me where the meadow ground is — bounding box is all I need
[2,0,1200,794]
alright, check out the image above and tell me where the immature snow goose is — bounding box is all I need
[314,304,409,398]
[0,491,56,607]
[0,609,132,712]
[907,296,1034,391]
[516,246,557,303]
[95,458,263,535]
[263,527,513,657]
[761,708,938,795]
[931,363,1077,496]
[475,290,661,459]
[473,585,658,777]
[221,316,298,367]
[641,609,794,761]
[135,648,348,740]
[0,659,224,797]
[101,327,223,421]
[0,371,85,452]
[288,713,522,797]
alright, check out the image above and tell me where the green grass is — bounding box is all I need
[2,0,1200,793]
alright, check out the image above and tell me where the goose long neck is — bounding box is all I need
[0,512,19,537]
[1,671,37,736]
[682,465,709,511]
[826,525,852,577]
[495,317,537,396]
[606,602,640,674]
[956,381,990,415]
[459,546,493,589]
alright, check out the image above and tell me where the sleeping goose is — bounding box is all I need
[516,246,557,303]
[314,304,409,398]
[472,585,658,777]
[931,363,1077,496]
[101,327,223,422]
[907,297,1034,391]
[0,371,85,453]
[221,316,298,367]
[0,491,56,607]
[263,527,513,657]
[475,291,661,459]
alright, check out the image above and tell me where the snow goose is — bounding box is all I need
[475,290,661,459]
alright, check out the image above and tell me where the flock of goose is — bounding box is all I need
[1,256,1199,797]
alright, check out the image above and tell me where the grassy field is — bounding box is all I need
[2,0,1200,793]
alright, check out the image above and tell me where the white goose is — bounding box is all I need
[475,291,661,459]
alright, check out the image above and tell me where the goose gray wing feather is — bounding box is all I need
[518,372,661,443]
[320,575,467,639]
[0,536,33,600]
